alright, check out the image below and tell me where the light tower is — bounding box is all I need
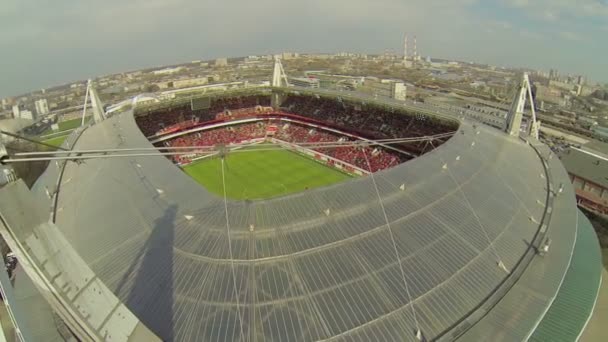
[505,73,539,139]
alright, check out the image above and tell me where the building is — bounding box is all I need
[19,110,34,120]
[591,125,608,139]
[152,67,184,75]
[214,58,228,67]
[560,147,608,214]
[12,105,20,118]
[577,115,598,129]
[1,97,14,111]
[576,75,586,85]
[171,77,210,89]
[536,84,567,107]
[549,80,580,94]
[393,82,407,101]
[360,78,407,100]
[288,77,320,88]
[549,68,559,80]
[281,52,299,60]
[35,98,50,116]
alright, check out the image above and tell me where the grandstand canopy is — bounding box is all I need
[18,89,598,342]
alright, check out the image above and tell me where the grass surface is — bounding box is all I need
[183,148,351,200]
[42,135,68,147]
[41,117,90,135]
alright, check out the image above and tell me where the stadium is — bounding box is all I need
[0,63,603,342]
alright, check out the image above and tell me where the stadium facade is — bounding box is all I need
[0,84,602,341]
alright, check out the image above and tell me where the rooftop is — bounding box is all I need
[560,147,608,188]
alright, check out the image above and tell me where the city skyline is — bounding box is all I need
[1,0,607,98]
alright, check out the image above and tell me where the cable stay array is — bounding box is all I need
[1,131,454,164]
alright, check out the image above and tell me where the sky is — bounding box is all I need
[0,0,607,98]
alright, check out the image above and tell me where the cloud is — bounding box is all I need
[0,0,605,97]
[520,29,543,40]
[0,0,483,95]
[559,31,585,41]
[497,21,513,30]
[507,0,530,6]
[503,0,608,20]
[541,10,559,21]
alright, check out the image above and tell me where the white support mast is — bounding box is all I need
[271,57,290,87]
[80,80,91,127]
[80,79,107,126]
[505,73,539,139]
[89,82,106,124]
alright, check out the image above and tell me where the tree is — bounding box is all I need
[145,84,160,93]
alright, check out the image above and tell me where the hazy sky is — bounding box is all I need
[1,0,607,98]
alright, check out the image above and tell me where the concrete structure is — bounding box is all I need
[424,96,507,129]
[271,57,289,88]
[560,147,608,214]
[19,109,34,120]
[81,79,106,124]
[0,87,601,342]
[576,75,586,85]
[550,80,581,95]
[152,67,184,75]
[35,98,49,116]
[1,97,13,111]
[281,52,299,60]
[11,105,19,119]
[360,78,407,100]
[592,125,608,139]
[536,84,567,107]
[288,77,320,88]
[549,69,559,80]
[171,77,209,89]
[505,73,537,139]
[215,58,228,67]
[393,82,407,101]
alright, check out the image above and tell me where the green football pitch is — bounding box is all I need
[182,148,352,200]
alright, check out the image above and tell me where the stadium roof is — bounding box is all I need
[17,89,599,341]
[560,147,608,188]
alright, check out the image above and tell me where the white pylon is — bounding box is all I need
[271,57,290,87]
[80,79,107,125]
[505,73,539,139]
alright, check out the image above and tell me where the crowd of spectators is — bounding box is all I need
[136,94,456,168]
[215,105,274,120]
[135,104,192,136]
[165,120,400,172]
[209,95,270,114]
[280,95,456,139]
[135,96,270,137]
